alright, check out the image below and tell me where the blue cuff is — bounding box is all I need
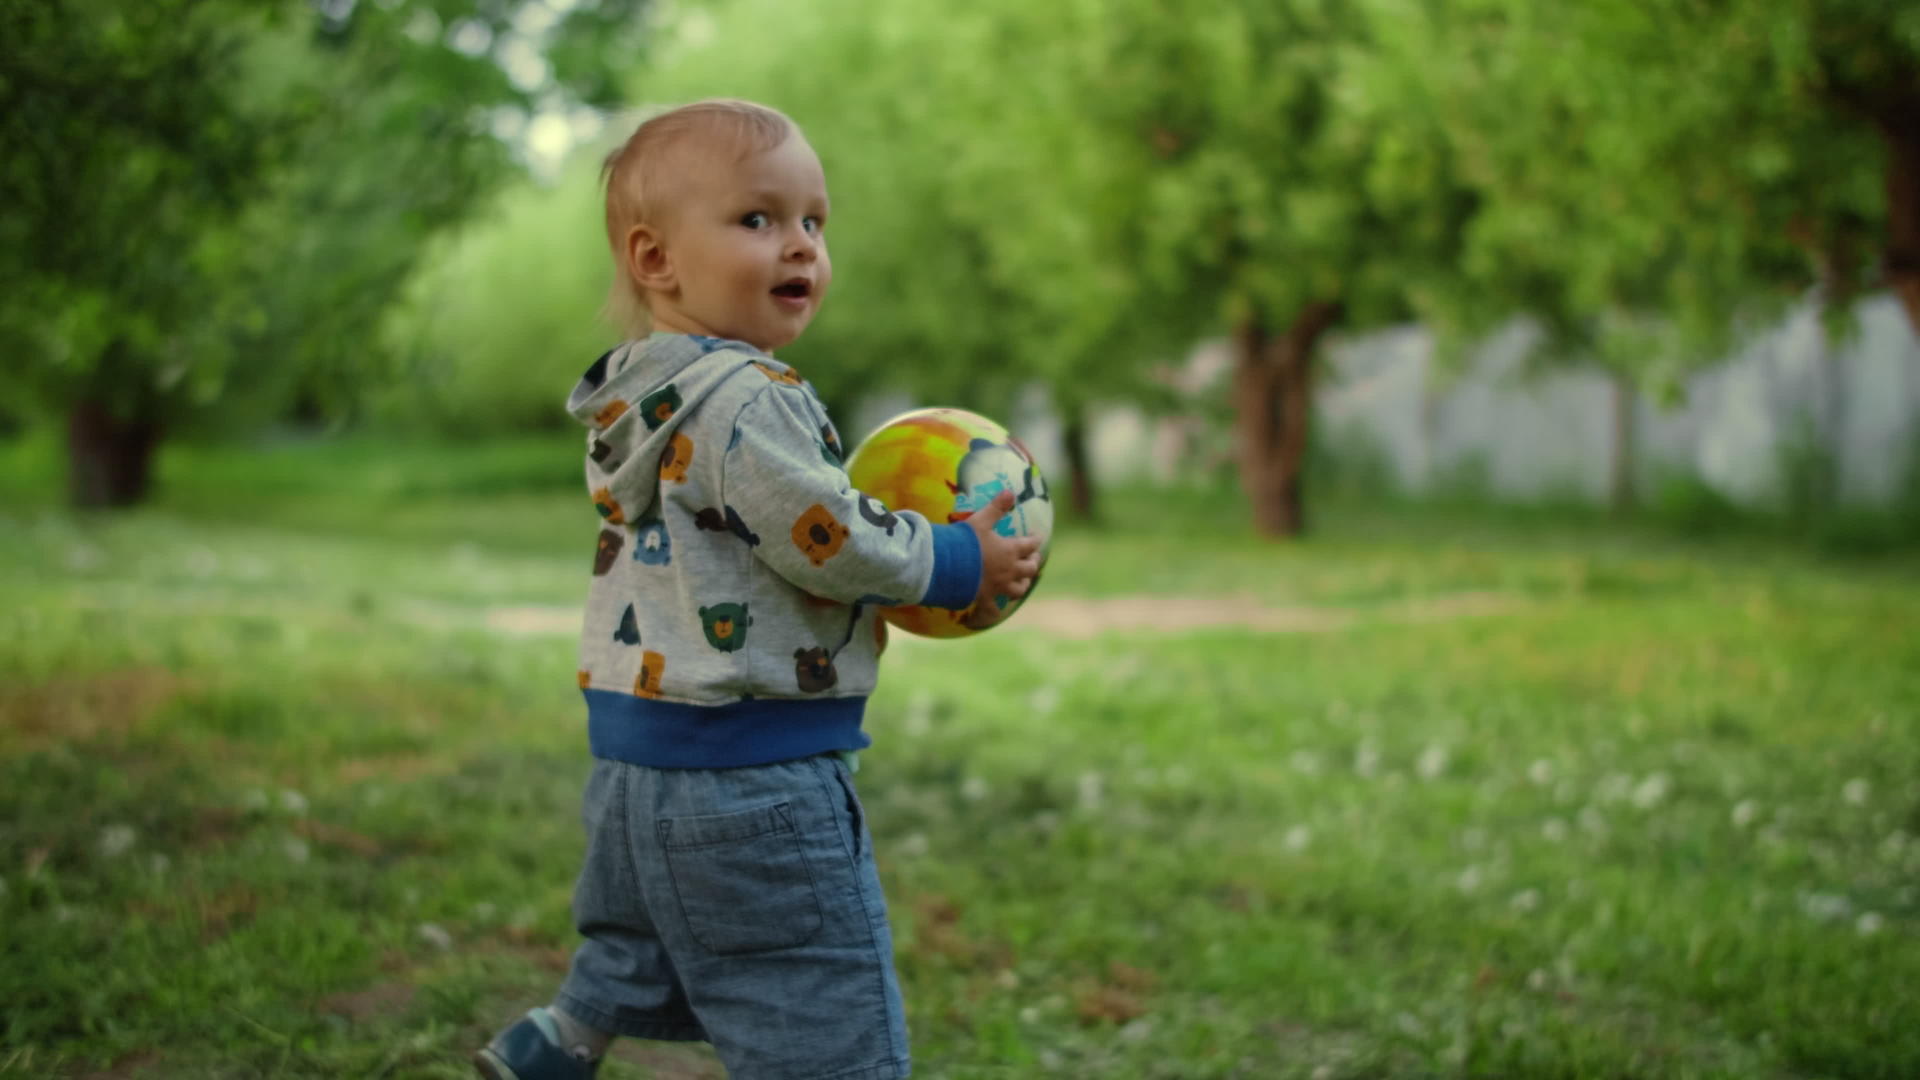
[921,522,982,609]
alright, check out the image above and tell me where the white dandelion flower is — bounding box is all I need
[1165,764,1191,787]
[97,825,137,859]
[1510,888,1542,914]
[66,544,105,572]
[1631,773,1671,809]
[1801,893,1851,922]
[1882,831,1909,860]
[960,776,989,802]
[1119,1018,1154,1043]
[1460,827,1488,852]
[417,922,454,950]
[897,832,931,857]
[1596,773,1633,803]
[241,788,270,812]
[185,546,220,577]
[1311,1067,1335,1080]
[1416,744,1450,780]
[1456,866,1483,893]
[1284,826,1312,853]
[281,837,311,864]
[1027,684,1061,717]
[1076,772,1104,811]
[148,854,170,875]
[278,789,309,815]
[1526,968,1550,991]
[1528,759,1554,785]
[903,692,934,736]
[1842,779,1871,807]
[1578,806,1608,836]
[1541,818,1569,844]
[1856,912,1885,936]
[1731,800,1760,829]
[471,901,498,922]
[1353,740,1380,778]
[1019,1006,1042,1024]
[1290,750,1323,775]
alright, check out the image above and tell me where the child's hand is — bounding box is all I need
[965,490,1043,628]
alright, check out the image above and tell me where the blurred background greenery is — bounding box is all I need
[6,0,1920,541]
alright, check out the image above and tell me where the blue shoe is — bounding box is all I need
[473,1008,601,1080]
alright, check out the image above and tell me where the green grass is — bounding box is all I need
[2,434,1918,1078]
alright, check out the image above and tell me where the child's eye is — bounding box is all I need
[740,212,770,229]
[802,216,823,235]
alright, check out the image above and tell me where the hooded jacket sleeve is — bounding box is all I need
[721,383,982,609]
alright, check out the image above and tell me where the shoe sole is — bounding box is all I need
[472,1048,520,1080]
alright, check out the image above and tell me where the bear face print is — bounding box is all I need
[791,504,851,567]
[633,518,671,565]
[592,487,626,526]
[638,385,682,431]
[593,399,630,429]
[793,647,837,693]
[634,651,666,699]
[660,432,693,484]
[594,528,624,575]
[698,603,753,652]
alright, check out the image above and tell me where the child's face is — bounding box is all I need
[643,134,832,353]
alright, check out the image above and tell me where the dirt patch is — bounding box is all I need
[318,982,417,1023]
[486,605,578,636]
[481,590,1521,642]
[608,1042,725,1079]
[1006,589,1521,639]
[0,668,193,750]
[74,1050,161,1080]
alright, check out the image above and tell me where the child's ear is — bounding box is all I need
[626,224,675,295]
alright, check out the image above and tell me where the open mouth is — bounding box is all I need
[771,279,811,300]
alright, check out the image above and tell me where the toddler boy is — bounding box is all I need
[473,99,1039,1080]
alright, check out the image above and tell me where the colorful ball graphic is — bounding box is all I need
[845,408,1053,638]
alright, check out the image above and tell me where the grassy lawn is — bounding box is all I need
[2,433,1918,1078]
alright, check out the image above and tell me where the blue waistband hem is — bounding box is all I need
[583,689,871,768]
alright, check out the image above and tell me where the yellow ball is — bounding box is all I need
[845,408,1053,637]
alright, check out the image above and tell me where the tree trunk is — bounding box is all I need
[1232,301,1343,537]
[1060,410,1098,523]
[1883,117,1920,337]
[67,399,161,508]
[1608,371,1637,514]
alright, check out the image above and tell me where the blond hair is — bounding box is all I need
[600,99,798,336]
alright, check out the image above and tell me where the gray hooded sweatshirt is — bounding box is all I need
[565,333,981,768]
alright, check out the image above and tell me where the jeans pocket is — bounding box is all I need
[659,800,825,955]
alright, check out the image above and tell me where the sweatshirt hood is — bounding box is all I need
[566,333,789,527]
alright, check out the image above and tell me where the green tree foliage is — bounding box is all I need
[1354,0,1920,365]
[0,0,645,506]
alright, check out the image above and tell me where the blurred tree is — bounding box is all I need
[937,0,1476,536]
[1352,0,1920,508]
[0,0,646,507]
